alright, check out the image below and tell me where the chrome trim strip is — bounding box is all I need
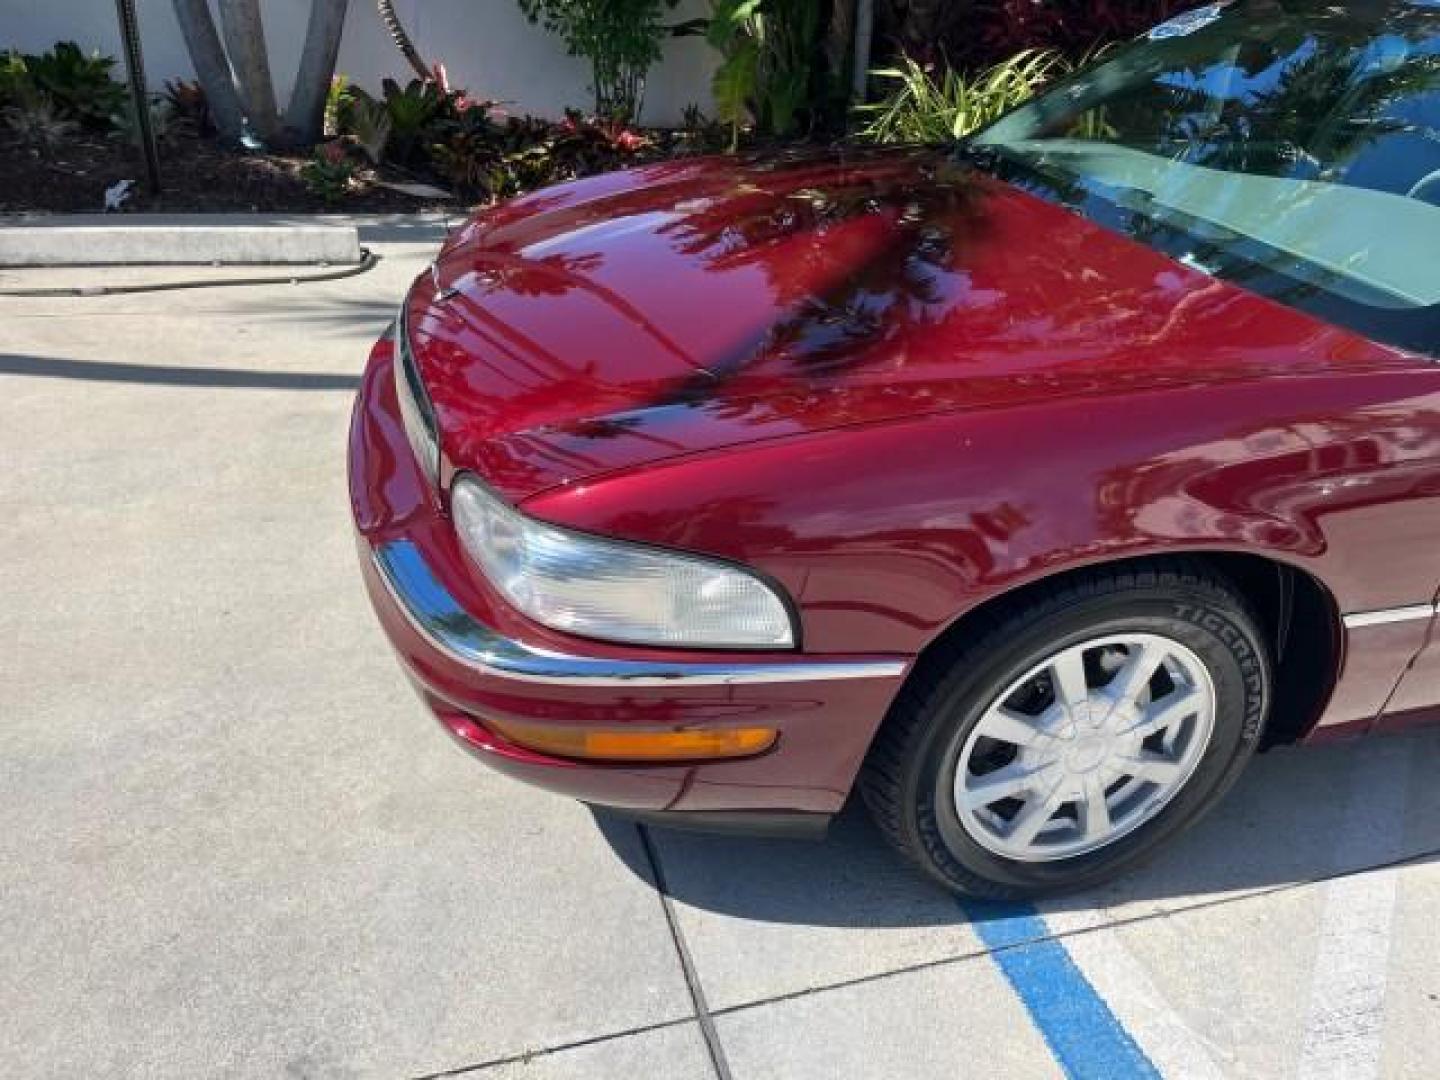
[372,540,909,687]
[1342,603,1437,630]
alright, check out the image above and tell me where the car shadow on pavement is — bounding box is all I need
[593,729,1440,928]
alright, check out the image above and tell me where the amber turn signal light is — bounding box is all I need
[486,719,778,762]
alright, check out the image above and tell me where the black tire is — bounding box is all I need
[860,560,1270,899]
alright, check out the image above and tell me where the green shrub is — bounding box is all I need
[515,0,690,122]
[2,93,77,155]
[429,108,649,202]
[333,78,466,166]
[0,50,77,154]
[300,141,359,204]
[110,93,173,144]
[380,78,448,163]
[24,41,126,129]
[337,88,393,163]
[856,50,1063,144]
[0,51,32,110]
[707,0,823,148]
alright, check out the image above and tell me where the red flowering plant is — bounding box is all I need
[300,139,359,204]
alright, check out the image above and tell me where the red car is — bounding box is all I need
[351,0,1440,897]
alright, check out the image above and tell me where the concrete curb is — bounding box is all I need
[0,214,368,266]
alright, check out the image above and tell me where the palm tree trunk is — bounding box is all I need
[170,0,245,142]
[285,0,350,146]
[376,0,432,81]
[217,0,281,142]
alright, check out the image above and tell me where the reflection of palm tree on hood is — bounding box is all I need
[654,158,996,383]
[458,249,704,375]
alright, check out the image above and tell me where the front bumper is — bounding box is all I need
[350,337,911,819]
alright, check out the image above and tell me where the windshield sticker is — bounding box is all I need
[1148,3,1233,40]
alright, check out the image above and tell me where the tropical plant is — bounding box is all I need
[856,49,1062,143]
[708,1,760,148]
[753,0,823,136]
[2,94,78,155]
[0,51,32,110]
[300,140,359,203]
[431,113,548,200]
[331,77,460,164]
[707,0,825,148]
[163,78,213,136]
[337,89,393,163]
[170,0,350,146]
[22,41,127,129]
[553,108,651,165]
[429,107,650,201]
[380,78,449,162]
[515,0,692,121]
[111,94,174,145]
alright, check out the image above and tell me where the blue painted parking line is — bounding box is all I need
[963,901,1161,1080]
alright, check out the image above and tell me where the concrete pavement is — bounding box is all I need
[3,227,1437,1078]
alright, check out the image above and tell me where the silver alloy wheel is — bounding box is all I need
[953,633,1216,862]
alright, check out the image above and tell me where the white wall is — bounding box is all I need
[0,0,717,126]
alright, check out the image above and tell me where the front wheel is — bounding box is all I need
[861,562,1270,899]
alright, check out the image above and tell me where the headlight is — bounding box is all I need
[394,303,440,486]
[451,475,796,649]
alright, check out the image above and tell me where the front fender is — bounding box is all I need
[522,369,1440,657]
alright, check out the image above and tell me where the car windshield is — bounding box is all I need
[972,0,1440,355]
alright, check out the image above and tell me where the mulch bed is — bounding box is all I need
[0,129,461,214]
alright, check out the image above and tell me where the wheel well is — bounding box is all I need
[903,552,1340,748]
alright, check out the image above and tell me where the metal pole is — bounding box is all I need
[115,0,161,194]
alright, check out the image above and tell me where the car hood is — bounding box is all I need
[407,146,1406,503]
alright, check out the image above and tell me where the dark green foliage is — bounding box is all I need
[431,112,553,201]
[22,41,126,129]
[110,93,173,145]
[0,51,33,111]
[706,0,834,148]
[430,107,652,201]
[2,92,77,156]
[380,78,450,163]
[332,78,470,165]
[300,141,359,204]
[0,41,129,145]
[515,0,688,121]
[335,85,394,163]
